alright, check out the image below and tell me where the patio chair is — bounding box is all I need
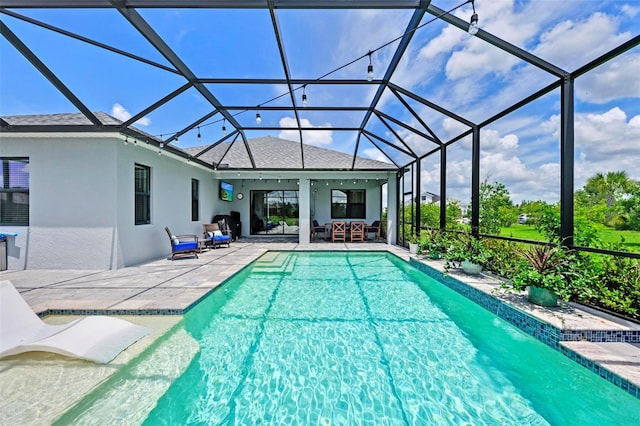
[365,220,381,240]
[350,221,365,242]
[203,223,231,249]
[331,221,346,242]
[165,227,199,259]
[311,220,328,240]
[0,280,150,364]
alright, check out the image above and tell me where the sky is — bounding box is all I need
[1,0,639,205]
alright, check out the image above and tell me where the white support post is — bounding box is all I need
[386,173,397,245]
[299,178,311,244]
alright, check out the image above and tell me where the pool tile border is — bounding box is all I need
[410,258,640,399]
[39,308,185,317]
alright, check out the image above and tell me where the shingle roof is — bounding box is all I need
[2,113,395,170]
[183,136,396,170]
[2,112,123,126]
[1,112,159,141]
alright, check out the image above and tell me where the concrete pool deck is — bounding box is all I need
[1,240,638,425]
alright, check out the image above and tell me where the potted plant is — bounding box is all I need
[420,229,447,260]
[408,234,420,255]
[444,234,490,274]
[508,244,573,307]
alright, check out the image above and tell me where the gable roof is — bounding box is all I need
[183,136,396,170]
[1,112,395,171]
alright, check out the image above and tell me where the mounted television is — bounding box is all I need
[219,181,234,202]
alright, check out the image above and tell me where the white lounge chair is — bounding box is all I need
[0,280,150,364]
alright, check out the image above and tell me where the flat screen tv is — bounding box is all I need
[219,181,234,202]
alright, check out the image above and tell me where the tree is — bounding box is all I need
[477,180,517,234]
[583,171,633,224]
[518,200,554,226]
[618,180,640,231]
[420,202,439,228]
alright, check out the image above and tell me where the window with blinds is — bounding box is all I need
[0,158,29,226]
[135,164,151,225]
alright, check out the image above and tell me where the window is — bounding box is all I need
[191,179,199,221]
[0,158,29,225]
[331,189,365,219]
[134,164,150,225]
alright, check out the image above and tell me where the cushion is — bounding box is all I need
[172,237,180,245]
[175,241,198,250]
[207,231,214,238]
[213,230,223,237]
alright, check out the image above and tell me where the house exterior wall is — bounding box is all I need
[1,133,394,270]
[114,140,218,268]
[1,134,119,269]
[0,133,218,270]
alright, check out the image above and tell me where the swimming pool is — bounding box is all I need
[58,251,640,425]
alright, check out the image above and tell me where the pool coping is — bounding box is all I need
[409,257,640,399]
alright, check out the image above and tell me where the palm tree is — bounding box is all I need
[584,171,632,222]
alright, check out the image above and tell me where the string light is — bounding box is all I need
[302,85,308,107]
[124,136,128,146]
[256,111,262,125]
[197,126,201,142]
[222,119,227,134]
[468,0,479,35]
[146,1,472,139]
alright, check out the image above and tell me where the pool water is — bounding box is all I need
[58,252,640,425]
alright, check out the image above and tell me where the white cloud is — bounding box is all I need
[278,117,333,147]
[362,147,389,163]
[445,39,521,81]
[533,12,631,70]
[576,53,640,103]
[621,4,640,18]
[574,107,640,171]
[111,103,151,126]
[419,26,464,61]
[442,118,471,140]
[480,129,519,154]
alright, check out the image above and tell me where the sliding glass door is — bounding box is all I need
[250,190,299,235]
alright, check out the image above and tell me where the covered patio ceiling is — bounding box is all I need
[0,1,638,172]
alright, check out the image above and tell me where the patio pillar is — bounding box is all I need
[387,173,398,245]
[299,178,311,244]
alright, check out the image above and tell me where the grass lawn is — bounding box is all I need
[499,224,640,253]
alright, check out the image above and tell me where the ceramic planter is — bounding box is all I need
[409,243,419,254]
[461,260,482,275]
[527,285,558,307]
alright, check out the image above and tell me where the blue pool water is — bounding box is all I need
[58,252,640,425]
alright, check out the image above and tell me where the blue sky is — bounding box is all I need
[1,0,639,205]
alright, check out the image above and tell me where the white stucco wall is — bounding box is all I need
[114,141,219,268]
[1,134,119,269]
[0,133,219,270]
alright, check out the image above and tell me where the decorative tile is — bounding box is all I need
[410,259,639,399]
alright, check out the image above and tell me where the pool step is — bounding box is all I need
[252,252,295,274]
